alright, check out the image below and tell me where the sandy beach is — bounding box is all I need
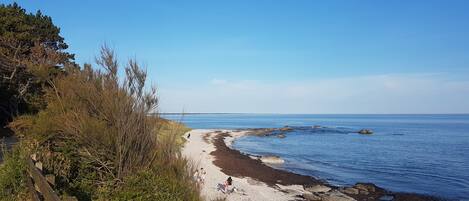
[182,129,312,201]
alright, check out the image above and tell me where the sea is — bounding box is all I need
[162,114,469,200]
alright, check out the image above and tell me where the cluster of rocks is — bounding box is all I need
[279,126,294,132]
[302,185,356,201]
[340,183,377,196]
[246,126,375,138]
[357,129,373,135]
[302,183,396,201]
[246,126,294,138]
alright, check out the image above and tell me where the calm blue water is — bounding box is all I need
[163,114,469,200]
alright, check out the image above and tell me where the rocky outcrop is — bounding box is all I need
[279,126,293,132]
[341,187,359,195]
[246,128,276,136]
[303,184,357,201]
[358,129,373,134]
[353,183,376,192]
[260,155,285,164]
[246,126,294,136]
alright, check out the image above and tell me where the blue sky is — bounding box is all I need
[6,0,469,113]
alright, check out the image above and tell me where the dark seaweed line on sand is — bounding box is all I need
[209,131,448,201]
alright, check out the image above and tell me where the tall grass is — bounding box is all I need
[0,142,27,201]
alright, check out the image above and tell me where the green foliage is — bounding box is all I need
[0,144,28,201]
[0,2,74,126]
[112,163,200,201]
[0,2,72,58]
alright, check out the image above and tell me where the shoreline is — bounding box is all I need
[183,129,444,201]
[210,131,321,186]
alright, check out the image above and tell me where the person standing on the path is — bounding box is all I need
[199,168,206,184]
[193,169,199,181]
[187,133,191,139]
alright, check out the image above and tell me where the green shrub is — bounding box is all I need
[112,162,200,201]
[0,144,28,201]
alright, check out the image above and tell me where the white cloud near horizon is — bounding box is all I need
[158,73,469,114]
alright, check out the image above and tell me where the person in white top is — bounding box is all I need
[199,168,206,184]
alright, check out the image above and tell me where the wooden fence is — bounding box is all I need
[26,156,61,201]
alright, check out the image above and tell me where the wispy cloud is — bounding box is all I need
[159,73,469,114]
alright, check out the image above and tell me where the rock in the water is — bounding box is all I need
[305,185,332,193]
[321,190,356,201]
[279,126,293,132]
[303,193,321,201]
[354,184,367,191]
[358,129,373,134]
[277,134,286,138]
[342,187,359,195]
[260,155,285,164]
[313,125,322,129]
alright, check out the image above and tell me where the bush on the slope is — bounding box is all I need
[10,46,201,201]
[0,144,28,201]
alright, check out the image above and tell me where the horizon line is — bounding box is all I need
[157,112,469,115]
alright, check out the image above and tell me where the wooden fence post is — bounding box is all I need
[27,158,61,201]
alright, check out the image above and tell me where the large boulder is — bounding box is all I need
[341,187,359,195]
[358,129,373,135]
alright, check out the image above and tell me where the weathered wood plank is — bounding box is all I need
[27,158,61,201]
[26,173,41,201]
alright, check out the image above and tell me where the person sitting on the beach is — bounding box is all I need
[217,176,234,194]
